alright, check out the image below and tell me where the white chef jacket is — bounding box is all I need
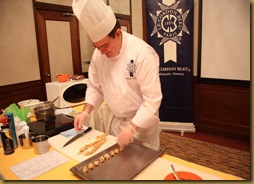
[85,31,162,130]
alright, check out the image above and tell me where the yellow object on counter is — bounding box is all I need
[72,104,85,114]
[29,116,37,123]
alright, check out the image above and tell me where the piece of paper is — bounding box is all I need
[9,150,69,180]
[60,128,79,138]
[54,108,75,116]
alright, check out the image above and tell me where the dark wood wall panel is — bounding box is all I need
[194,83,250,142]
[0,80,46,109]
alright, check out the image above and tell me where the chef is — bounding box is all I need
[72,0,162,147]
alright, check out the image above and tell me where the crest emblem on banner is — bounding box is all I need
[149,0,191,63]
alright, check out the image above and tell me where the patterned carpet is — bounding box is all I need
[159,132,251,180]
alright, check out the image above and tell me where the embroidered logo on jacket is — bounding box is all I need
[126,60,136,79]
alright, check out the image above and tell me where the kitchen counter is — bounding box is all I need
[0,105,244,181]
[0,128,243,181]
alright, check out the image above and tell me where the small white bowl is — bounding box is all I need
[18,99,40,108]
[18,99,44,112]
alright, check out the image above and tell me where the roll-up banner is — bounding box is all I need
[145,0,194,122]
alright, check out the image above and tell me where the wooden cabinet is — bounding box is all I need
[194,82,250,142]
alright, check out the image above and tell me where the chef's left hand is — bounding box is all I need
[117,123,137,147]
[74,111,89,131]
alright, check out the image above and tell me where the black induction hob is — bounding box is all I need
[28,114,74,137]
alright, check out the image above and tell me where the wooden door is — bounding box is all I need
[34,2,82,84]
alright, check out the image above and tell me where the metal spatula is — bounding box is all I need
[170,164,179,180]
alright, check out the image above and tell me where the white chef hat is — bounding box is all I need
[72,0,117,42]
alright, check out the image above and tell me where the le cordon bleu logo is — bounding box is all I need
[149,0,191,63]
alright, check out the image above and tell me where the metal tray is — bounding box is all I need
[70,141,165,180]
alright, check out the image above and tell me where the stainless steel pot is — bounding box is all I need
[34,102,55,121]
[34,96,59,121]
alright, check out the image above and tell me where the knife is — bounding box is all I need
[63,127,92,147]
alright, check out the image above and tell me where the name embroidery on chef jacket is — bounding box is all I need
[126,60,136,79]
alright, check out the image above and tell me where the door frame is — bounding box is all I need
[33,1,82,84]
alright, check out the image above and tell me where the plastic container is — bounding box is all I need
[56,74,70,82]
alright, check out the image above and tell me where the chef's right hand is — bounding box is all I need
[74,111,90,131]
[117,123,137,147]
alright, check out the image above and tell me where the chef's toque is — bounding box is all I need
[72,0,117,42]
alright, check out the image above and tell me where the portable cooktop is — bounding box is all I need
[28,114,74,137]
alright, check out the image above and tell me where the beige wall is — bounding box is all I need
[0,0,40,86]
[0,0,199,86]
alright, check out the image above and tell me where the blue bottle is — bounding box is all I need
[4,113,18,149]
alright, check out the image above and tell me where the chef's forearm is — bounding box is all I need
[82,103,94,115]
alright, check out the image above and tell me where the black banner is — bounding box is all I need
[145,0,194,122]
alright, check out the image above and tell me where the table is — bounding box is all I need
[0,130,243,181]
[0,104,244,181]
